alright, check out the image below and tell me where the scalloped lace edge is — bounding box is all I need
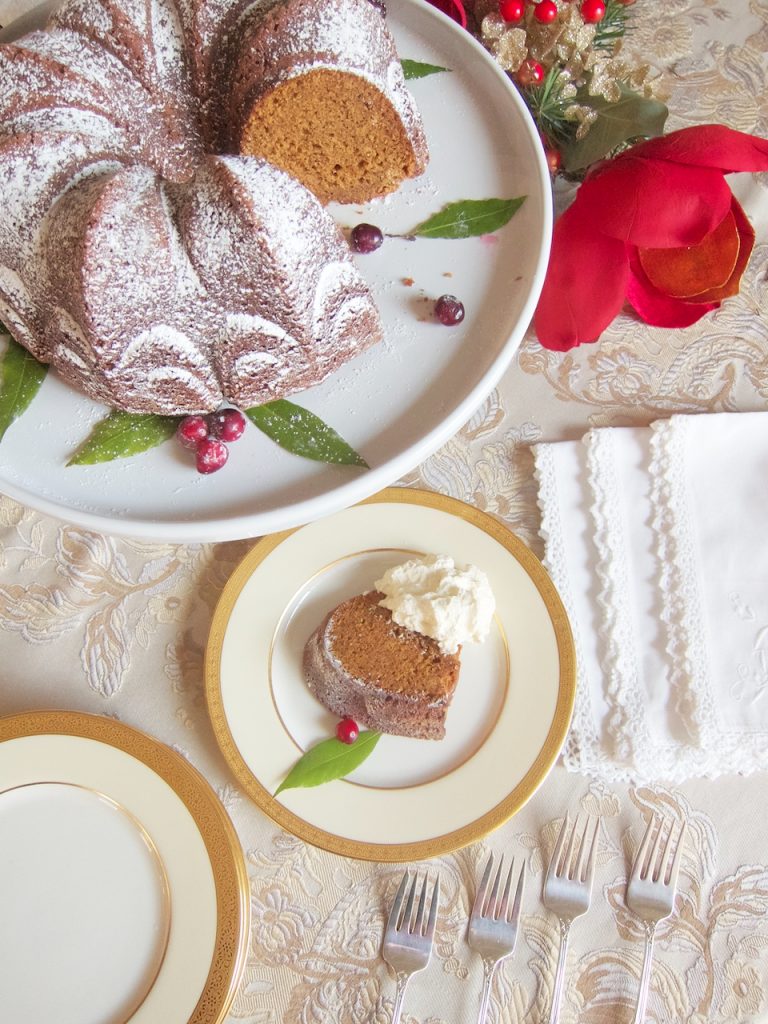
[648,416,768,777]
[533,443,626,781]
[585,429,650,765]
[649,418,709,748]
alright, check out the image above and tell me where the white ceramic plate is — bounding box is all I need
[206,489,575,861]
[0,711,250,1024]
[0,0,551,541]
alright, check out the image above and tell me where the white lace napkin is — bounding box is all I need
[533,412,768,782]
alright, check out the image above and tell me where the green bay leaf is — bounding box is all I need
[68,410,178,465]
[247,399,368,467]
[562,86,668,172]
[401,58,450,80]
[275,731,382,796]
[0,337,48,443]
[409,196,526,239]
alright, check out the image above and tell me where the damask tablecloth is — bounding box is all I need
[2,1,768,1021]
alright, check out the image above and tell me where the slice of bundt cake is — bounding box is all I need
[304,591,461,740]
[229,0,429,204]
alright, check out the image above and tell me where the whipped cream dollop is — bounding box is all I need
[374,554,495,654]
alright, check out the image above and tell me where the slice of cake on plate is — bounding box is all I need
[303,555,495,740]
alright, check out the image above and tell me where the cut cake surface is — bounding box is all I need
[233,0,429,204]
[303,591,461,740]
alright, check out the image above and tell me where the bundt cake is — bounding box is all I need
[0,0,427,416]
[303,591,462,740]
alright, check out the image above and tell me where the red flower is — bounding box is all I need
[534,125,768,351]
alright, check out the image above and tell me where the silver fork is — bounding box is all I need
[626,815,687,1024]
[467,853,526,1024]
[381,870,440,1024]
[542,814,600,1024]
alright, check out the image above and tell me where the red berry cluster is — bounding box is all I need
[176,408,246,474]
[498,0,606,26]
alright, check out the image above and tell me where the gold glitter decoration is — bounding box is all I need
[495,26,528,70]
[476,0,658,145]
[480,11,506,40]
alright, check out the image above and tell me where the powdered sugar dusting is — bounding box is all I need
[0,0,414,413]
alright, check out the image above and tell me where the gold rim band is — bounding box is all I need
[205,486,576,863]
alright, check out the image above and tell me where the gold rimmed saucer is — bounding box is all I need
[206,487,575,862]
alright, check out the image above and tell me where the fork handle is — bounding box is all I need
[548,918,572,1024]
[391,971,411,1024]
[476,958,497,1024]
[632,923,657,1024]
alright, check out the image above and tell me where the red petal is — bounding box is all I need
[637,209,739,297]
[425,0,467,26]
[694,196,755,302]
[578,156,732,248]
[534,204,629,351]
[631,125,768,173]
[626,249,718,328]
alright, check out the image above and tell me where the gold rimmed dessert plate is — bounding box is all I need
[0,711,250,1023]
[206,488,575,862]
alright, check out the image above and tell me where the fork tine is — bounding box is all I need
[547,814,570,880]
[667,823,687,887]
[472,853,494,917]
[386,870,409,931]
[563,814,582,878]
[497,857,515,920]
[509,860,525,924]
[657,820,678,884]
[485,855,505,918]
[632,814,657,877]
[649,817,667,880]
[413,873,429,934]
[400,871,419,931]
[425,875,440,938]
[575,816,592,880]
[585,816,600,886]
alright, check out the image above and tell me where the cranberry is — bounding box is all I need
[196,438,229,474]
[208,407,246,442]
[336,718,359,744]
[351,223,384,254]
[534,0,558,22]
[581,0,605,20]
[176,415,208,450]
[434,294,465,326]
[499,0,524,21]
